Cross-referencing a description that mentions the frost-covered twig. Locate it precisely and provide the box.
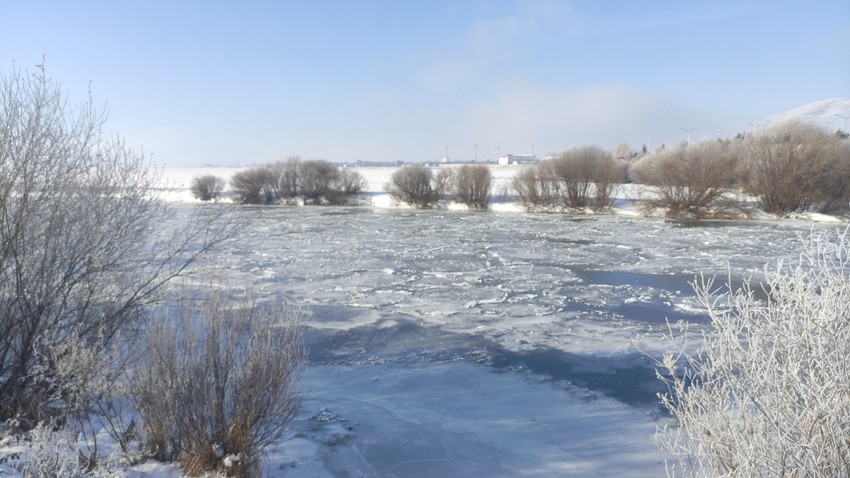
[655,227,850,477]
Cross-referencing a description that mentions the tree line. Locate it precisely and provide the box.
[510,122,850,217]
[194,161,496,210]
[195,120,850,218]
[630,122,850,217]
[193,157,367,205]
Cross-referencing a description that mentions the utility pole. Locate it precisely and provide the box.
[681,127,698,146]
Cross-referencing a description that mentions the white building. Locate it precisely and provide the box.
[498,154,537,166]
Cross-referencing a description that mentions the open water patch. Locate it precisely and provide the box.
[304,318,493,366]
[489,346,664,409]
[615,300,704,324]
[305,317,665,410]
[571,267,696,294]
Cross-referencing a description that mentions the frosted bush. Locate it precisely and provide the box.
[4,423,117,478]
[30,323,141,469]
[656,227,850,476]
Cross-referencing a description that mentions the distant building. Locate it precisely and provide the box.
[498,154,537,166]
[354,159,406,167]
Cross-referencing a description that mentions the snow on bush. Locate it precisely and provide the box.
[656,227,850,476]
[1,423,118,478]
[0,62,227,421]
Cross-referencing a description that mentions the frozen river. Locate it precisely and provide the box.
[183,204,837,476]
[205,206,818,354]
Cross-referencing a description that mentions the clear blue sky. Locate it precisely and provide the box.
[1,1,848,166]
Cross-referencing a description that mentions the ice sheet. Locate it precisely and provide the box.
[190,205,826,356]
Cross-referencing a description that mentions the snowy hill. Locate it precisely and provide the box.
[768,98,850,130]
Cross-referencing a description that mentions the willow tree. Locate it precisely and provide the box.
[0,64,227,418]
[630,140,740,217]
[742,121,850,215]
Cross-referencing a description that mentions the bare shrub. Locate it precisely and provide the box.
[327,168,368,205]
[591,150,626,210]
[511,162,558,210]
[512,149,623,212]
[630,140,740,217]
[295,159,364,205]
[550,145,624,210]
[190,174,226,201]
[0,63,226,420]
[741,120,849,215]
[271,156,301,202]
[232,159,364,206]
[230,167,276,204]
[297,159,337,204]
[453,164,493,209]
[551,146,602,208]
[805,136,850,214]
[294,160,366,205]
[131,291,303,477]
[655,228,850,476]
[385,164,451,208]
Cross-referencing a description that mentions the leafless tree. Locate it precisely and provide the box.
[230,166,276,204]
[327,168,368,205]
[0,63,228,419]
[512,146,623,211]
[131,290,303,478]
[385,164,451,208]
[550,145,623,210]
[233,159,364,206]
[741,120,849,215]
[272,156,301,202]
[511,162,559,210]
[630,140,740,217]
[190,174,226,201]
[297,159,338,205]
[453,164,493,209]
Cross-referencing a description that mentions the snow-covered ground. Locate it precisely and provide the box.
[3,165,844,477]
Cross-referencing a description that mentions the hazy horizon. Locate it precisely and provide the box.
[2,1,848,166]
